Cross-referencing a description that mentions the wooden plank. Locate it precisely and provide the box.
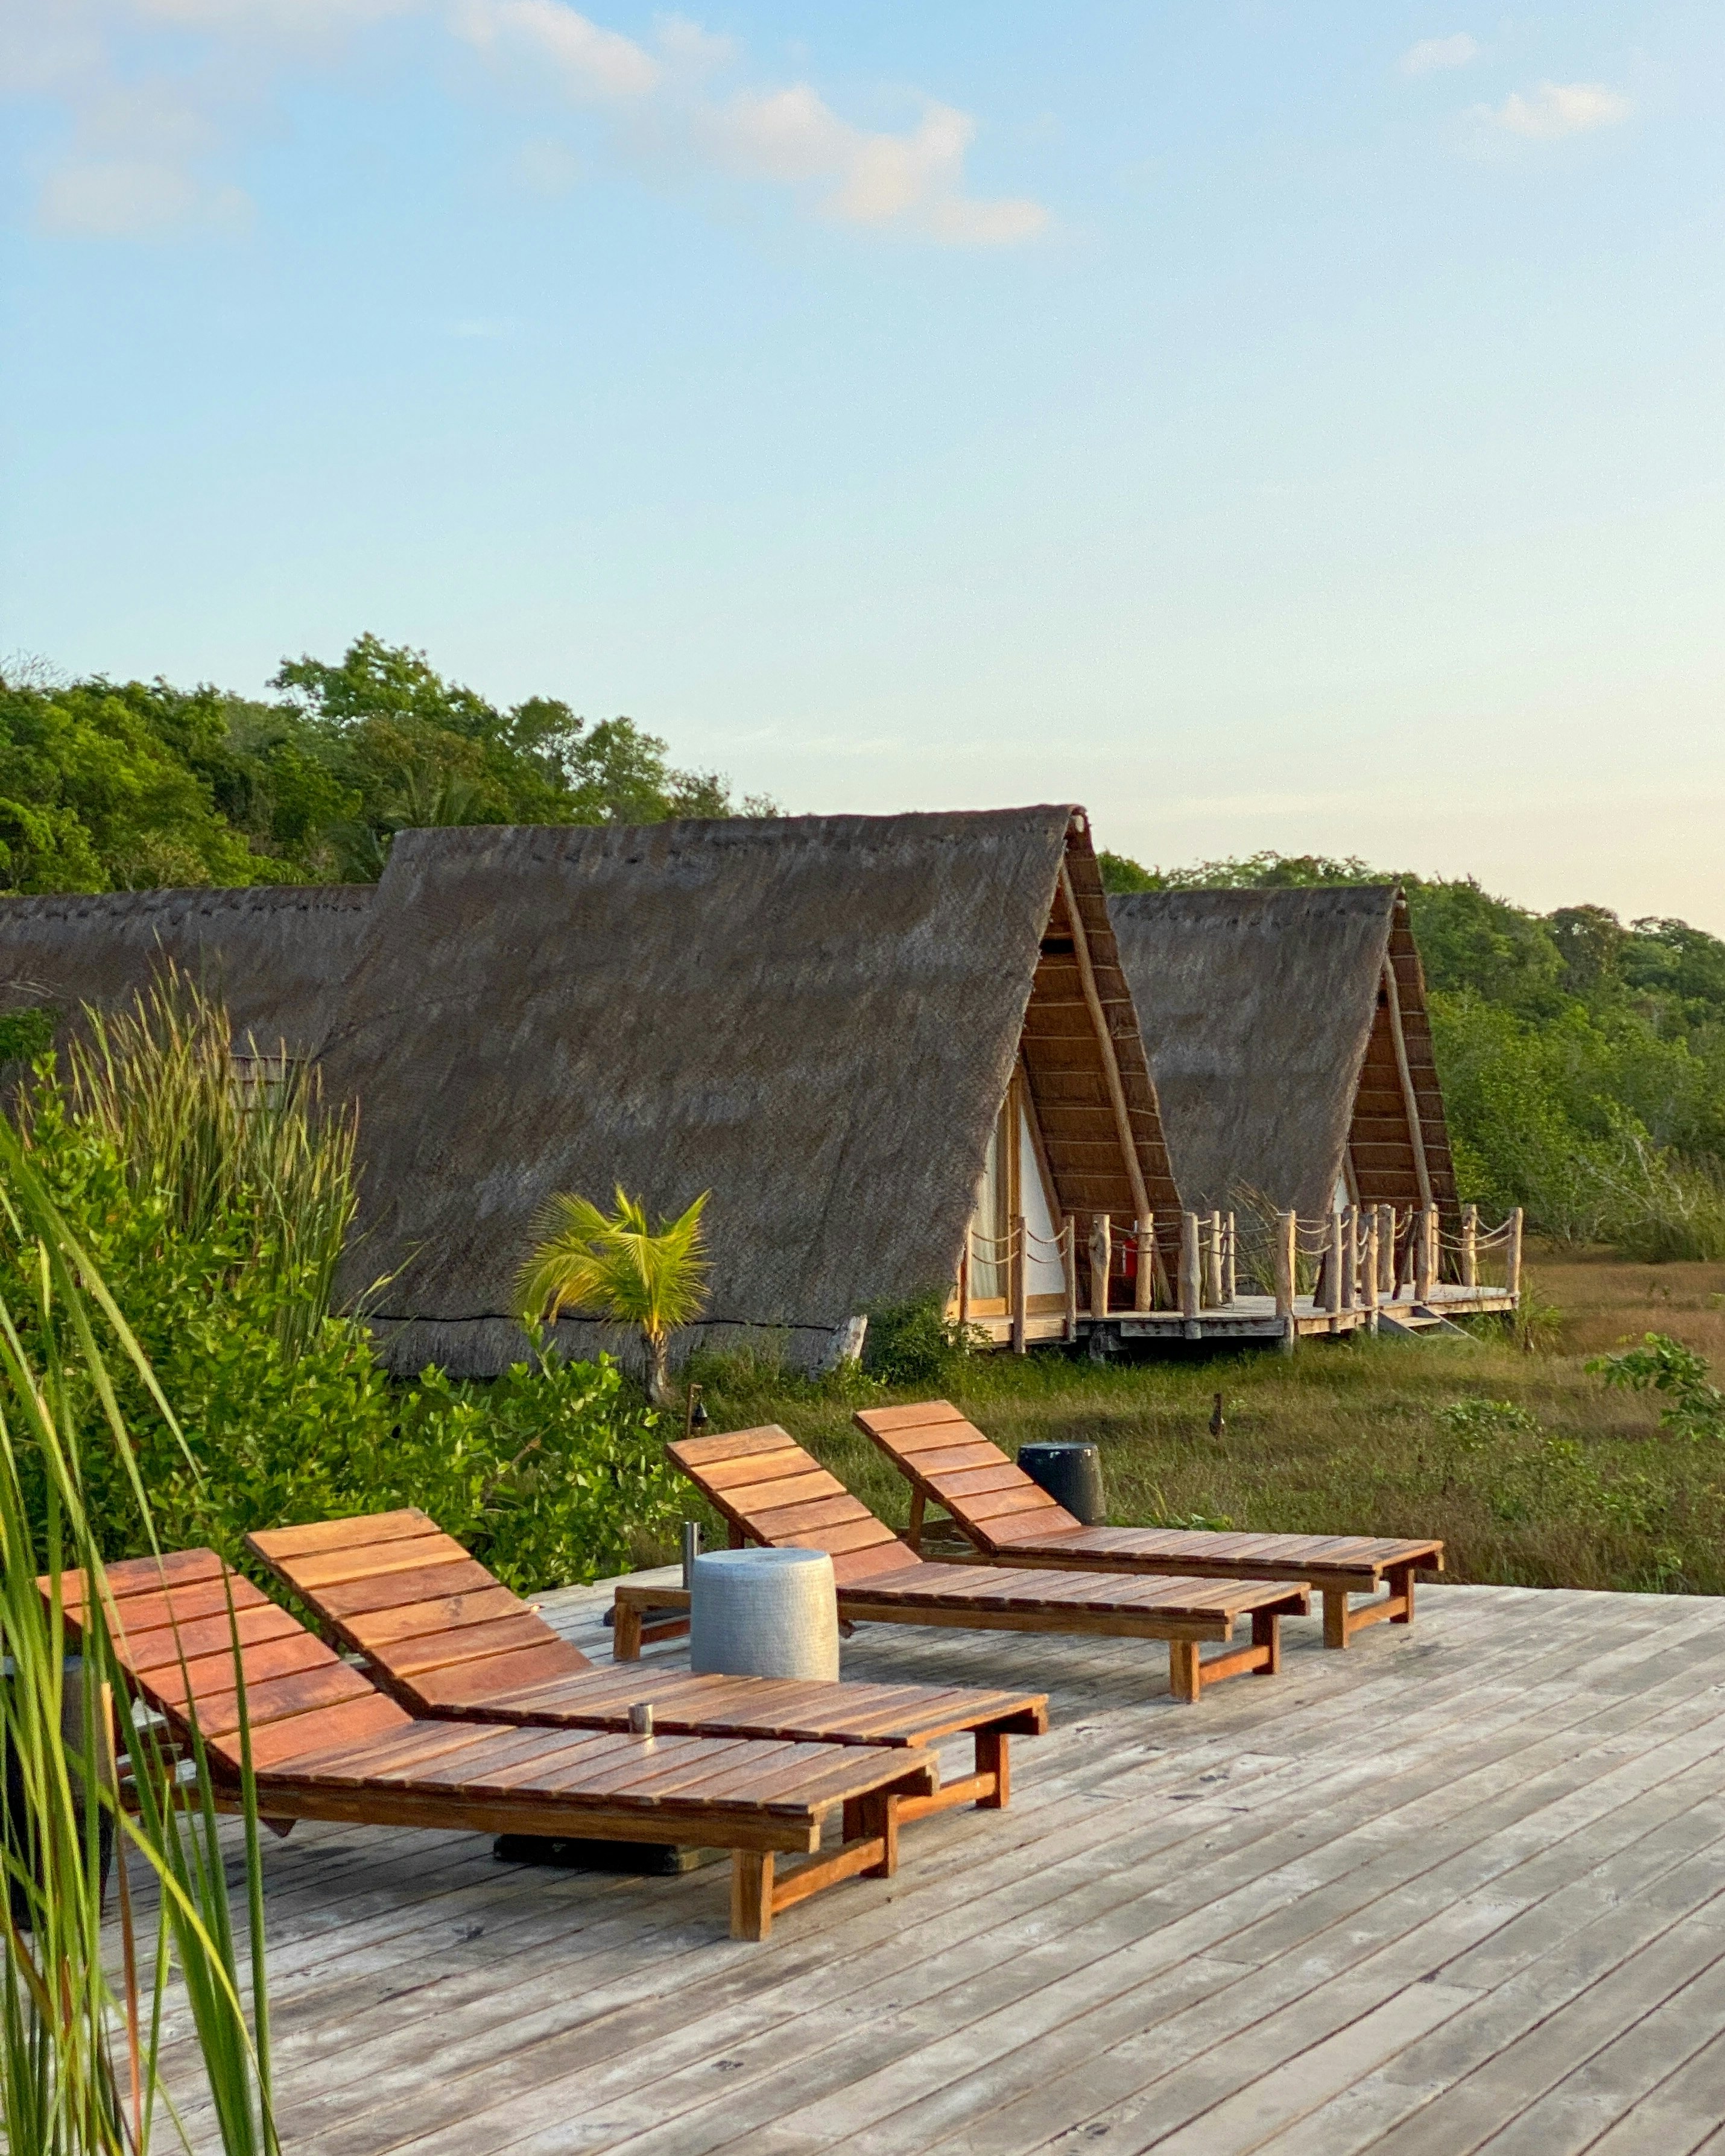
[247,1510,432,1562]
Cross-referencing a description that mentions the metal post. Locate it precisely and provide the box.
[1089,1213,1112,1321]
[680,1521,700,1592]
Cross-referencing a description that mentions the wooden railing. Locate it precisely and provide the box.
[961,1204,1523,1340]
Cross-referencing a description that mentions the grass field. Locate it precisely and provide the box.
[687,1246,1725,1598]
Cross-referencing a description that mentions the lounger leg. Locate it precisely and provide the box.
[730,1851,773,1941]
[613,1600,643,1662]
[1391,1566,1416,1626]
[907,1489,926,1557]
[975,1728,1010,1809]
[1252,1609,1280,1676]
[1170,1640,1201,1704]
[860,1789,899,1879]
[1322,1589,1350,1650]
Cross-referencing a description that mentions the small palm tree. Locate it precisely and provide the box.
[516,1186,711,1402]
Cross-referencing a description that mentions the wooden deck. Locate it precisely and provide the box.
[163,1571,1725,2154]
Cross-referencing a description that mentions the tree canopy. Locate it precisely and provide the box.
[1098,847,1725,1256]
[1,634,774,893]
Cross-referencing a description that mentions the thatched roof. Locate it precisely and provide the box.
[0,885,375,1060]
[324,808,1177,1376]
[1107,885,1458,1221]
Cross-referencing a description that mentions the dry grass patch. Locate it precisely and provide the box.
[688,1245,1725,1599]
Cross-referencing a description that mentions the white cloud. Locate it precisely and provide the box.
[707,83,1048,243]
[452,0,659,101]
[4,0,1049,247]
[1478,80,1631,140]
[1400,33,1478,76]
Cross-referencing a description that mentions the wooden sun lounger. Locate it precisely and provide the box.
[623,1427,1309,1704]
[245,1510,1046,1821]
[53,1549,949,1939]
[856,1400,1446,1649]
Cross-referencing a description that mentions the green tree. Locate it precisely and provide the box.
[516,1188,711,1403]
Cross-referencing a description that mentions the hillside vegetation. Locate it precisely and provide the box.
[1101,849,1725,1261]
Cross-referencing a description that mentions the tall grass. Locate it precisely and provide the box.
[56,971,359,1357]
[0,1112,277,2153]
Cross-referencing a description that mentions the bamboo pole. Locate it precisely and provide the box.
[1342,1206,1358,1312]
[1382,955,1434,1210]
[1010,1213,1028,1355]
[1461,1202,1478,1288]
[1415,1206,1435,1303]
[1179,1212,1201,1320]
[1507,1207,1524,1300]
[1133,1213,1154,1314]
[1274,1212,1296,1326]
[1204,1210,1224,1309]
[1063,1221,1078,1341]
[1089,1213,1112,1322]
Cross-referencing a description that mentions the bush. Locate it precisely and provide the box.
[862,1293,989,1387]
[1588,1333,1725,1444]
[2,983,681,1589]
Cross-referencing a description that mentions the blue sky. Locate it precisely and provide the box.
[4,2,1721,926]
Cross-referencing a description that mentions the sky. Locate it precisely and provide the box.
[3,1,1722,928]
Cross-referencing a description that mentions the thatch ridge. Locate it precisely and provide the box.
[1109,885,1402,1218]
[0,884,375,1058]
[323,807,1156,1374]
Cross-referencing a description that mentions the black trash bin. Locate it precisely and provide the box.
[1017,1441,1107,1525]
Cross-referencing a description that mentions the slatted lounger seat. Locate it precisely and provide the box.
[856,1400,1445,1649]
[622,1427,1309,1704]
[54,1549,950,1940]
[245,1511,1046,1821]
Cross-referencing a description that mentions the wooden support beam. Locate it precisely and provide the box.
[1415,1207,1435,1303]
[1377,1204,1396,1296]
[1204,1210,1224,1309]
[1325,1209,1343,1329]
[1058,861,1150,1218]
[1274,1212,1296,1328]
[1179,1213,1201,1321]
[1507,1207,1524,1300]
[1461,1203,1478,1287]
[1063,1222,1078,1341]
[1223,1212,1237,1305]
[1361,1210,1379,1326]
[1089,1213,1111,1321]
[1133,1213,1154,1314]
[1010,1213,1028,1355]
[1381,955,1433,1211]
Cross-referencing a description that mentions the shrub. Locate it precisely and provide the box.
[862,1293,989,1387]
[1587,1333,1725,1443]
[1,984,680,1590]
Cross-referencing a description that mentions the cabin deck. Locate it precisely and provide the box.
[971,1281,1518,1350]
[166,1571,1725,2154]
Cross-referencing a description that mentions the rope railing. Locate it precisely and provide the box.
[957,1200,1521,1345]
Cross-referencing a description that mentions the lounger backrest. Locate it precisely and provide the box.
[47,1550,411,1776]
[855,1400,1084,1550]
[668,1426,916,1585]
[246,1509,593,1711]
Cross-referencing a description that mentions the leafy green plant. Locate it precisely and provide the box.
[1587,1332,1725,1443]
[516,1188,711,1404]
[0,1007,56,1067]
[861,1294,989,1388]
[0,1113,277,2153]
